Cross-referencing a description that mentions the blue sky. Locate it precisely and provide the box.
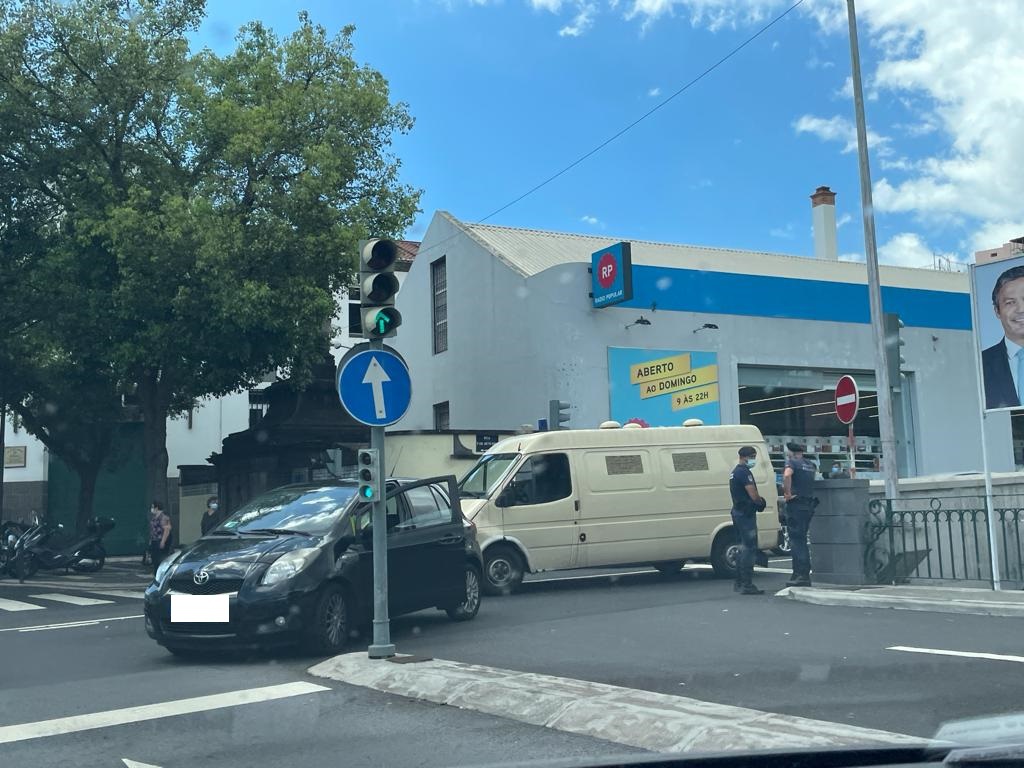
[191,0,1024,269]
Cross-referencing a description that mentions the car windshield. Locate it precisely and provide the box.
[219,486,357,536]
[458,453,520,498]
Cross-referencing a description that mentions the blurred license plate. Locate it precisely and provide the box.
[171,594,229,623]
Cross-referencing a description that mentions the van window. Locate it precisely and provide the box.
[605,455,644,475]
[583,450,654,492]
[459,453,519,498]
[672,452,710,472]
[506,453,571,506]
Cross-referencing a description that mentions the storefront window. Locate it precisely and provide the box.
[738,367,883,484]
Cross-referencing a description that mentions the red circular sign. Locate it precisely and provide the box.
[596,252,617,289]
[834,375,859,424]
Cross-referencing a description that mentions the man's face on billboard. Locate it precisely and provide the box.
[995,277,1024,345]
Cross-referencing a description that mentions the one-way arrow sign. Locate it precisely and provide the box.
[338,347,412,427]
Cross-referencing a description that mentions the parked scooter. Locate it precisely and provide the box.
[10,516,115,582]
[0,516,40,578]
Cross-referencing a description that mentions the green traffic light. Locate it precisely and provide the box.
[360,486,374,500]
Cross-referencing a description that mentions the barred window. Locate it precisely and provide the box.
[431,257,447,354]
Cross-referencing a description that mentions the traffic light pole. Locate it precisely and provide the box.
[367,336,395,659]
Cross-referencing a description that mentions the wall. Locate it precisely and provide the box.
[165,392,250,478]
[392,219,1009,477]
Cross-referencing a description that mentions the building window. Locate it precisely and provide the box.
[433,401,450,431]
[431,257,447,354]
[347,286,362,338]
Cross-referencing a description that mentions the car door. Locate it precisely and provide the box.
[497,452,577,572]
[387,481,465,614]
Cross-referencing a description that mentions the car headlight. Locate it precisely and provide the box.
[261,548,319,586]
[154,550,182,587]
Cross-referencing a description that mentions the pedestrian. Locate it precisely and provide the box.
[783,442,818,587]
[149,501,172,576]
[728,446,766,595]
[201,495,220,536]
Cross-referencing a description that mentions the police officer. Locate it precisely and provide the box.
[783,442,817,586]
[729,446,766,595]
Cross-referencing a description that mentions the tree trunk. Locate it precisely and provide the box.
[75,461,100,534]
[139,372,169,512]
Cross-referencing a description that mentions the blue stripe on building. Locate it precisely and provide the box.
[620,265,972,330]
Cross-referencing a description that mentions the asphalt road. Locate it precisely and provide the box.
[2,561,1023,767]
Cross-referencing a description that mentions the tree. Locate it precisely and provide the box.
[0,0,420,511]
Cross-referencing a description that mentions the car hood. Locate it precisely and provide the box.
[172,534,319,580]
[460,498,488,520]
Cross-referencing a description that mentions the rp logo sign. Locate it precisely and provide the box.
[597,252,617,289]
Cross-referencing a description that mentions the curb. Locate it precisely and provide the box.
[775,587,1024,618]
[308,653,922,754]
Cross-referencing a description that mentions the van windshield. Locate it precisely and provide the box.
[458,453,520,498]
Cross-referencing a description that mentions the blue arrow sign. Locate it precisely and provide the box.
[337,348,412,427]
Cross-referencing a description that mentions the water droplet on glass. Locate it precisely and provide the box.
[656,276,672,291]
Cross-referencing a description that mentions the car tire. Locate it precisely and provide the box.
[710,529,739,579]
[654,560,686,575]
[482,545,524,596]
[72,543,106,572]
[446,563,482,621]
[304,584,350,655]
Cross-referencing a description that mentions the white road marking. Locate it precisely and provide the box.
[122,760,162,768]
[30,593,114,606]
[87,590,145,599]
[526,563,790,584]
[0,682,330,744]
[0,597,44,612]
[888,645,1024,664]
[0,614,143,633]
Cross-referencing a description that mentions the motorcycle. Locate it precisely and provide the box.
[1,517,39,578]
[9,516,115,582]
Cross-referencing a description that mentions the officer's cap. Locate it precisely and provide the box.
[786,442,806,453]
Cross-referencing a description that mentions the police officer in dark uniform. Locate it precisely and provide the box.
[729,446,766,595]
[783,442,817,587]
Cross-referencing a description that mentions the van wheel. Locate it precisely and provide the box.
[711,530,739,579]
[654,561,686,575]
[483,545,524,596]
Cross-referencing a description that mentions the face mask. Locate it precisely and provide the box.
[210,503,218,511]
[746,459,757,468]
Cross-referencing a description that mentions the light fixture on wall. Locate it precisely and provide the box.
[692,323,719,334]
[625,316,652,330]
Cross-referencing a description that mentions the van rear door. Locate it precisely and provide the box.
[497,452,577,572]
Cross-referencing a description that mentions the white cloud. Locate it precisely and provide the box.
[648,86,662,97]
[806,54,835,70]
[836,212,853,228]
[793,114,891,156]
[876,232,957,269]
[581,214,602,226]
[770,223,795,239]
[559,2,597,35]
[771,40,780,50]
[530,0,566,10]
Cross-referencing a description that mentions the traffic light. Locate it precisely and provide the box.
[883,313,906,392]
[357,448,381,501]
[359,238,402,339]
[548,400,571,431]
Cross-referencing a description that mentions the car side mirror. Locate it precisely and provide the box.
[495,484,514,508]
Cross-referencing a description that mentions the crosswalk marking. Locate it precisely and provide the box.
[0,596,46,612]
[87,590,145,600]
[30,593,115,606]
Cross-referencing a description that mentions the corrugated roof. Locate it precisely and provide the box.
[436,211,968,293]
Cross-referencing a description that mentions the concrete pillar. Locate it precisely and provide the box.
[809,477,871,585]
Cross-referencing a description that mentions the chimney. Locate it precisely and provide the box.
[810,186,838,261]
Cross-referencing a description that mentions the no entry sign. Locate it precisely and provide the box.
[835,375,859,424]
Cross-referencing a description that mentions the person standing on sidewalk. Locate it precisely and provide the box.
[149,501,172,576]
[729,446,765,595]
[783,442,818,587]
[200,496,220,536]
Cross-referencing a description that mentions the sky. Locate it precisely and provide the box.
[190,0,1024,270]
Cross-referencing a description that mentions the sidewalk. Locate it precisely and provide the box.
[777,584,1024,618]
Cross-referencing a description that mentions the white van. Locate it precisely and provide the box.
[456,423,778,594]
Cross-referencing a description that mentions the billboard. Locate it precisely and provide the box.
[973,253,1024,411]
[608,347,720,426]
[591,242,633,308]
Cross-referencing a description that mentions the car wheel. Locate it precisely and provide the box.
[304,584,349,655]
[446,564,482,621]
[654,560,686,575]
[482,545,524,596]
[72,543,106,572]
[710,529,739,579]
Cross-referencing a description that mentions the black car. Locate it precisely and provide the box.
[144,475,482,656]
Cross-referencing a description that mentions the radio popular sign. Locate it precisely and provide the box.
[591,242,633,308]
[609,347,720,426]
